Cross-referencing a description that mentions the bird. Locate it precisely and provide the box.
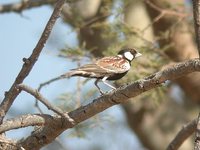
[38,48,142,94]
[63,48,142,94]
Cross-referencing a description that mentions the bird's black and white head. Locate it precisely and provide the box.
[118,48,142,62]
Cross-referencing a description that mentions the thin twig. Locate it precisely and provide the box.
[0,0,80,13]
[35,75,65,110]
[0,0,66,124]
[17,84,65,117]
[81,13,111,28]
[36,70,75,93]
[38,75,66,92]
[0,0,56,13]
[167,119,197,150]
[35,70,75,112]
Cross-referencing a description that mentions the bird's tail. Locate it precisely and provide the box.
[61,70,84,78]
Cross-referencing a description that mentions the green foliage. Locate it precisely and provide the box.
[60,48,84,57]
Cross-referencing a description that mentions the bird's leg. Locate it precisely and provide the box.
[102,77,116,90]
[94,79,105,95]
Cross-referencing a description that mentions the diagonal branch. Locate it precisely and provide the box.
[0,58,199,149]
[0,0,57,13]
[0,114,55,134]
[167,119,197,150]
[17,84,74,124]
[0,0,65,124]
[0,0,80,13]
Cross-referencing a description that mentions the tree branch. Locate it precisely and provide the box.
[0,58,199,149]
[0,0,80,14]
[0,0,57,13]
[193,0,200,57]
[17,84,74,124]
[0,0,65,124]
[167,119,197,150]
[0,114,55,133]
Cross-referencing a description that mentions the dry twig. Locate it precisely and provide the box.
[167,119,197,150]
[17,84,74,124]
[0,0,57,13]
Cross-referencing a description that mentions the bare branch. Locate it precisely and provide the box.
[0,0,65,124]
[0,0,81,13]
[38,75,65,92]
[17,84,75,125]
[167,119,197,150]
[37,71,74,93]
[0,114,53,133]
[35,75,65,112]
[0,58,198,149]
[195,113,200,150]
[192,0,200,57]
[0,0,57,13]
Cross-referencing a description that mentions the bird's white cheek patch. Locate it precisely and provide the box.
[124,52,134,61]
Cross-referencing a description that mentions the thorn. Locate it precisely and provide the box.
[4,91,8,97]
[138,81,144,89]
[22,58,31,65]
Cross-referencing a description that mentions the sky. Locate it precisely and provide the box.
[0,1,142,149]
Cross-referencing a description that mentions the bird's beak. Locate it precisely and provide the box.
[135,52,142,58]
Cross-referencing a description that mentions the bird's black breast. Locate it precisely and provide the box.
[106,71,128,80]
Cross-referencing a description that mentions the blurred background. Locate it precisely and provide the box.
[0,0,199,149]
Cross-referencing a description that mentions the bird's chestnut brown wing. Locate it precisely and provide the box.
[74,64,107,73]
[96,56,130,73]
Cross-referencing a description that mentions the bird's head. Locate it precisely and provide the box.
[118,48,142,61]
